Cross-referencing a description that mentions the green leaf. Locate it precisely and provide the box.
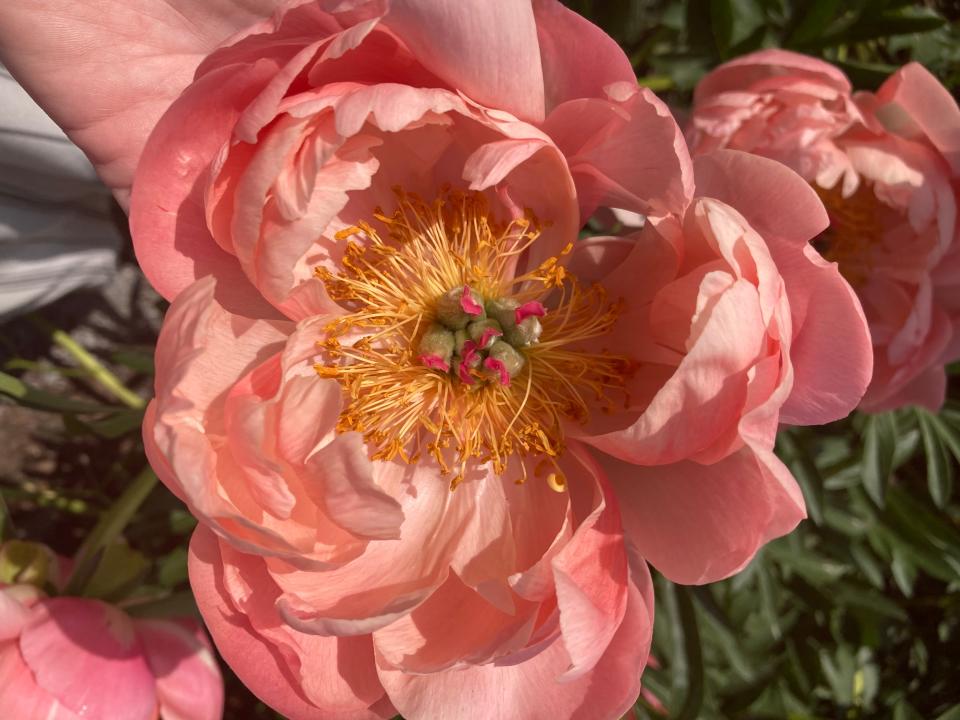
[0,371,117,414]
[124,590,200,620]
[916,410,955,508]
[110,349,155,375]
[710,0,766,55]
[890,546,917,597]
[936,705,960,720]
[158,547,189,588]
[82,542,150,601]
[776,432,825,525]
[835,59,902,91]
[64,468,158,596]
[862,412,898,506]
[894,699,925,720]
[663,582,704,720]
[68,408,146,439]
[786,0,842,47]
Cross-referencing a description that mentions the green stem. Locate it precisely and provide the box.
[64,467,158,596]
[30,317,146,409]
[51,329,146,409]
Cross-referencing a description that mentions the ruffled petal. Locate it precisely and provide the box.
[188,527,392,720]
[607,445,805,585]
[134,619,224,720]
[19,598,157,720]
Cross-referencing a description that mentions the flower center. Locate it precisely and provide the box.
[812,180,883,285]
[314,189,630,490]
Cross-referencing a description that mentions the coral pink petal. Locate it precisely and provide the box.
[533,0,635,111]
[19,598,157,720]
[693,150,872,424]
[606,445,806,585]
[875,62,960,174]
[377,566,653,720]
[0,0,283,206]
[372,573,537,674]
[134,619,224,720]
[545,86,694,219]
[131,60,294,309]
[550,446,628,680]
[694,48,850,104]
[188,527,392,720]
[383,0,545,122]
[0,641,81,720]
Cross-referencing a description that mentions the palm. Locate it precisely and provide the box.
[0,0,282,207]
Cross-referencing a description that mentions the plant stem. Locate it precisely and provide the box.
[63,467,158,595]
[50,328,146,409]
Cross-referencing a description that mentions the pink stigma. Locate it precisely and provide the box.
[460,286,484,316]
[484,357,510,386]
[477,327,503,349]
[515,301,547,324]
[420,354,450,372]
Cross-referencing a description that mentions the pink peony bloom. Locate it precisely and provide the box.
[689,49,960,412]
[0,545,223,720]
[115,3,872,718]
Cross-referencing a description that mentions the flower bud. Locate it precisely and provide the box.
[467,319,503,349]
[436,285,485,329]
[418,324,455,369]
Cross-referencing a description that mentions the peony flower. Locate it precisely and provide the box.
[0,541,223,720]
[116,3,873,717]
[689,49,960,411]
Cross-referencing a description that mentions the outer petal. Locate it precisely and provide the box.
[532,0,635,112]
[874,62,960,175]
[0,0,284,205]
[18,598,157,720]
[130,60,295,307]
[0,640,81,720]
[188,527,391,720]
[692,150,872,424]
[544,84,694,220]
[382,0,545,122]
[376,563,654,720]
[134,619,224,720]
[693,48,851,105]
[606,445,805,585]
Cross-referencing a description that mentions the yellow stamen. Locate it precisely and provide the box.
[813,180,883,286]
[314,188,630,490]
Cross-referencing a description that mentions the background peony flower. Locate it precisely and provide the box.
[109,2,873,718]
[0,542,223,720]
[689,49,960,412]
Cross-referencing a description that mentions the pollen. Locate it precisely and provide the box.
[813,180,883,285]
[314,188,630,491]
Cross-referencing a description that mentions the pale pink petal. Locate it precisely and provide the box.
[693,150,872,424]
[694,48,851,105]
[188,527,392,720]
[550,445,628,680]
[19,598,157,720]
[0,585,40,641]
[0,641,81,720]
[544,85,694,220]
[533,0,635,111]
[372,573,538,673]
[874,62,960,175]
[0,0,285,205]
[134,619,224,720]
[383,0,545,121]
[606,445,806,585]
[301,433,405,540]
[377,565,654,720]
[271,460,482,636]
[130,60,294,308]
[864,363,946,413]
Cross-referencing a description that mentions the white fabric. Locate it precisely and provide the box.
[0,65,121,321]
